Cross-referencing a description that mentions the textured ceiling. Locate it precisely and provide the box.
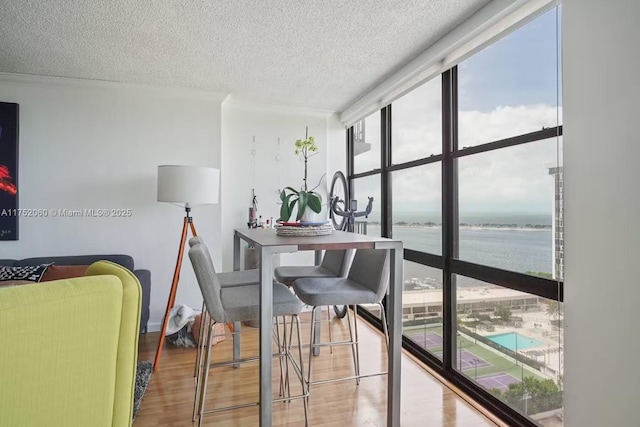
[0,0,490,111]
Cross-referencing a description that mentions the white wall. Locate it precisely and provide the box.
[220,103,345,270]
[0,74,224,332]
[327,113,347,188]
[563,1,640,425]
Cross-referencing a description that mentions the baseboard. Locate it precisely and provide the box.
[146,322,162,333]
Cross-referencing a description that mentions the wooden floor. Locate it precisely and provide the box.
[136,310,502,426]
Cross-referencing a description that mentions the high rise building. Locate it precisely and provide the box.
[549,166,564,280]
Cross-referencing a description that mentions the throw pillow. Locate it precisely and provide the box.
[0,264,51,282]
[41,264,89,282]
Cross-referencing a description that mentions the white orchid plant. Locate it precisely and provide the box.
[279,130,322,222]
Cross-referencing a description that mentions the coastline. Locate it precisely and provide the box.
[367,222,551,231]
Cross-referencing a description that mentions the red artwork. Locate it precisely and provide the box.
[0,165,17,196]
[0,102,19,240]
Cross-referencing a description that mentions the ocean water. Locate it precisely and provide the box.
[366,211,554,286]
[371,211,551,227]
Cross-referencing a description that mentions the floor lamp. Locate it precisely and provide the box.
[153,165,220,371]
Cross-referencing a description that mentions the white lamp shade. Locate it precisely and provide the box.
[157,165,220,207]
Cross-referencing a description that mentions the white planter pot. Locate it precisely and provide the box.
[300,204,328,223]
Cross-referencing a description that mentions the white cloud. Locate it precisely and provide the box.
[353,103,562,214]
[457,105,562,212]
[459,105,560,148]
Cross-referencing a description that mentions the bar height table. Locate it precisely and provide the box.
[233,228,403,427]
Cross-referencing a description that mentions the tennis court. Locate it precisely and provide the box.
[433,349,491,371]
[408,331,443,349]
[476,373,520,392]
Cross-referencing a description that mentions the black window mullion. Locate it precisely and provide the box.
[379,106,392,322]
[388,154,444,171]
[351,169,382,179]
[404,249,442,269]
[381,106,392,238]
[441,68,455,371]
[454,126,563,158]
[346,127,354,198]
[451,259,563,301]
[450,66,460,371]
[451,66,459,259]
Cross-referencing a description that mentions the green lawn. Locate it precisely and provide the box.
[403,325,547,383]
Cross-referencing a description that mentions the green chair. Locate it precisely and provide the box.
[0,260,142,427]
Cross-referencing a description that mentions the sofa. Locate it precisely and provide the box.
[0,254,150,334]
[0,261,141,427]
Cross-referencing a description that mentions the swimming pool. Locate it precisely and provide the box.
[487,332,544,351]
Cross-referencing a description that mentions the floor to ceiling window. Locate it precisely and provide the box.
[348,7,563,427]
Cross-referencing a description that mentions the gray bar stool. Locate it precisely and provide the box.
[190,236,261,288]
[189,237,283,370]
[274,249,352,286]
[275,250,353,352]
[189,236,261,378]
[292,248,390,390]
[188,238,309,427]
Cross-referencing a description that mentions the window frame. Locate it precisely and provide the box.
[347,63,563,427]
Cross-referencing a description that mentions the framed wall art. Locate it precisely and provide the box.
[0,102,18,240]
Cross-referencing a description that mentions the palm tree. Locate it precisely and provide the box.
[545,300,561,322]
[495,306,512,323]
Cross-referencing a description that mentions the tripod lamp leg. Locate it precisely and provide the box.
[153,217,190,370]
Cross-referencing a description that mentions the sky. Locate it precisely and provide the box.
[353,7,563,219]
[458,7,562,112]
